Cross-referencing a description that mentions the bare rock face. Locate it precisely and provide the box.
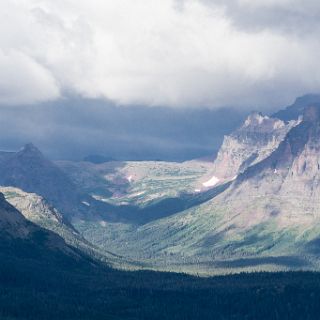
[222,105,320,230]
[203,112,299,185]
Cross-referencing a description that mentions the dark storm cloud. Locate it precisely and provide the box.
[0,97,246,161]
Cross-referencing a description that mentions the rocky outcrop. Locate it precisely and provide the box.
[200,112,299,188]
[222,105,320,229]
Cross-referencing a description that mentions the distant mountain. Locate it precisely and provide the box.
[272,94,320,121]
[0,143,89,218]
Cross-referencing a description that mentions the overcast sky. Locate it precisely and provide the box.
[0,98,247,160]
[1,0,320,110]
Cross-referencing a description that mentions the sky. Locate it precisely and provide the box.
[0,97,246,161]
[0,1,319,160]
[1,0,320,109]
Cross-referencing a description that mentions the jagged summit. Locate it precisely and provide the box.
[20,143,41,153]
[243,112,268,126]
[16,143,45,161]
[199,113,297,186]
[227,103,320,215]
[242,111,286,133]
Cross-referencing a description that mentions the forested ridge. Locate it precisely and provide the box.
[1,248,320,320]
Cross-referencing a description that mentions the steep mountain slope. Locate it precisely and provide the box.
[0,143,96,218]
[0,191,85,262]
[221,105,320,234]
[196,112,298,190]
[0,186,135,269]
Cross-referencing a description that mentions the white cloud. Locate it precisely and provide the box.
[1,0,320,109]
[0,49,59,105]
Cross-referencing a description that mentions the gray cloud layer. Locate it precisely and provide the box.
[1,0,320,109]
[0,97,246,161]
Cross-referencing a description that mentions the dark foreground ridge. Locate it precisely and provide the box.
[0,191,319,320]
[2,257,320,320]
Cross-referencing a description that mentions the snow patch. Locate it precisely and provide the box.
[194,189,201,193]
[100,221,107,227]
[82,201,90,207]
[202,176,220,188]
[127,175,133,183]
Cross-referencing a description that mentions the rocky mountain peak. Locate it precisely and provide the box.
[243,112,267,126]
[18,143,43,158]
[241,112,285,133]
[201,113,296,186]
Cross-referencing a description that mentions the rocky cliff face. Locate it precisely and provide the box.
[227,105,320,221]
[203,105,320,250]
[200,113,298,187]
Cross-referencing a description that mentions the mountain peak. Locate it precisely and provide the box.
[18,143,43,158]
[21,143,39,152]
[243,112,268,127]
[240,112,285,134]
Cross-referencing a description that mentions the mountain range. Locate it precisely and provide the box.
[2,94,320,275]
